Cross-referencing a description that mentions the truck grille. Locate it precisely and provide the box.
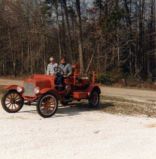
[23,82,35,97]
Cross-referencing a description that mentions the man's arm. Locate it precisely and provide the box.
[67,64,72,77]
[55,63,58,67]
[46,64,50,75]
[53,63,58,75]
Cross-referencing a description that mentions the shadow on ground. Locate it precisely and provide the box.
[3,99,156,118]
[55,102,114,118]
[18,101,114,118]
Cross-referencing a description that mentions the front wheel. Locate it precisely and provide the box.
[1,90,24,113]
[88,90,100,108]
[37,93,58,118]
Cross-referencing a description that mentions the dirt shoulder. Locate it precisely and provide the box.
[101,96,156,117]
[100,87,156,117]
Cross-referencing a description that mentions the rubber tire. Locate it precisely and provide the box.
[1,90,24,113]
[88,90,100,108]
[37,93,58,118]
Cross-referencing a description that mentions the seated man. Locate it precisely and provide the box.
[58,56,72,98]
[59,56,72,77]
[46,57,58,75]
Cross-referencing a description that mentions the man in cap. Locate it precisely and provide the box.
[46,57,58,75]
[59,56,72,77]
[59,56,72,100]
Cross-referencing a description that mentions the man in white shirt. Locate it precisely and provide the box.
[46,57,58,75]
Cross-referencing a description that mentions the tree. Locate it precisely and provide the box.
[75,0,84,74]
[0,0,155,82]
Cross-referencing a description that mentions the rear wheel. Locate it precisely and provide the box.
[88,90,100,108]
[1,90,24,113]
[37,93,58,118]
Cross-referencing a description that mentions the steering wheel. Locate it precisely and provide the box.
[54,66,64,75]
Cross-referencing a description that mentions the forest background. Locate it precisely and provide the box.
[0,0,156,86]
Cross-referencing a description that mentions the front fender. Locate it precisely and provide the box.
[39,88,59,98]
[4,85,18,91]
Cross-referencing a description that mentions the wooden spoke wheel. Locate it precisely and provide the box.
[37,93,58,118]
[1,90,24,113]
[88,90,100,108]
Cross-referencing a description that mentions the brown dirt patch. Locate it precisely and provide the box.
[101,96,156,117]
[146,124,156,128]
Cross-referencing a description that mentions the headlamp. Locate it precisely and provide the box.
[17,86,23,93]
[34,87,40,94]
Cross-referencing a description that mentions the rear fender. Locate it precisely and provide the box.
[87,85,101,96]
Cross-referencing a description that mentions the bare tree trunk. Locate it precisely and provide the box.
[62,0,73,61]
[43,35,47,73]
[55,2,62,60]
[76,0,84,74]
[8,28,16,76]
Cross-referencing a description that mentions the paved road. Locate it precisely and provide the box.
[101,86,156,104]
[0,104,156,159]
